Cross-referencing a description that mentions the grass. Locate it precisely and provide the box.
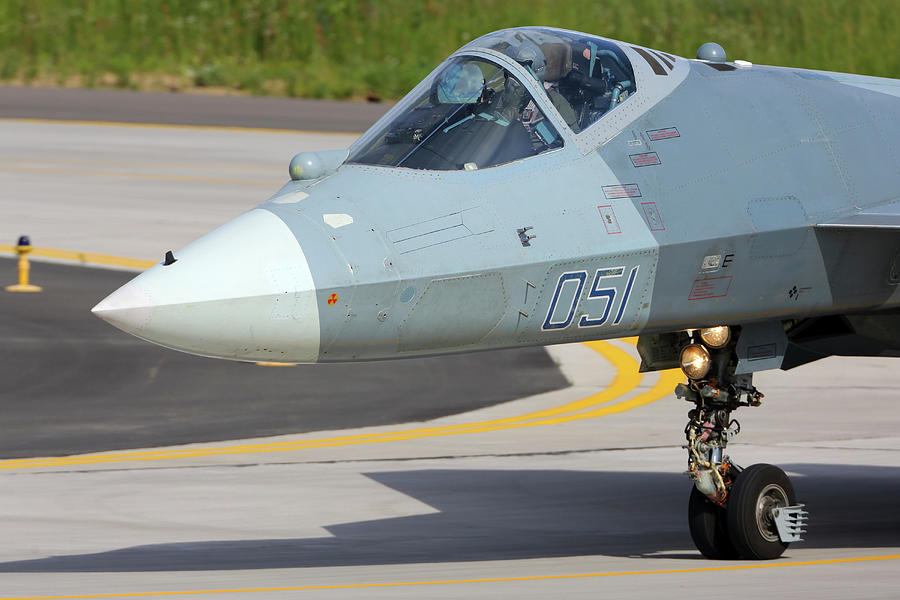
[0,0,898,100]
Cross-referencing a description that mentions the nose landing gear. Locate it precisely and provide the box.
[675,330,808,560]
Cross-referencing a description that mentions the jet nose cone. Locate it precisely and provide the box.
[91,282,155,333]
[93,209,321,363]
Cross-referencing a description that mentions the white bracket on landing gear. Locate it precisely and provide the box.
[772,504,808,542]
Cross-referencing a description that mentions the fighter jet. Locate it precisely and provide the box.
[92,27,900,561]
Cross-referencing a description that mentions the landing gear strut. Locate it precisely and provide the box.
[674,329,808,560]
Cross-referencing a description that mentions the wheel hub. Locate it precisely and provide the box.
[755,483,788,542]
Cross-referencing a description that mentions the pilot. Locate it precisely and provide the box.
[507,40,578,130]
[508,40,546,81]
[495,69,531,123]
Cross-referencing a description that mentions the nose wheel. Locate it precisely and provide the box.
[688,484,739,559]
[673,328,807,559]
[727,463,798,559]
[689,463,803,559]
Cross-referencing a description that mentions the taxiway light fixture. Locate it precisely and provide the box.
[680,344,712,380]
[700,326,731,349]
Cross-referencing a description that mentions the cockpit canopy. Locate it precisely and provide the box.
[347,27,636,172]
[348,55,563,171]
[466,28,636,134]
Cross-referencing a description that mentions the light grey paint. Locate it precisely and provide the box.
[97,26,900,370]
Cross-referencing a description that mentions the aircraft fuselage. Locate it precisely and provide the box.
[93,29,900,365]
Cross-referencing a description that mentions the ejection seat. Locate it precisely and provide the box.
[539,42,579,130]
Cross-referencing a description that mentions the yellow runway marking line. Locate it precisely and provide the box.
[0,341,678,469]
[254,361,297,367]
[0,244,155,270]
[0,164,277,186]
[1,555,897,599]
[0,117,362,137]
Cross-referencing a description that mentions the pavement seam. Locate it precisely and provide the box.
[7,445,686,476]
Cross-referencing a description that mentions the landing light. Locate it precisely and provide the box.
[680,344,711,380]
[700,326,731,349]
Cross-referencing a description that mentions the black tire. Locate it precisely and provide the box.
[727,463,796,560]
[688,485,740,559]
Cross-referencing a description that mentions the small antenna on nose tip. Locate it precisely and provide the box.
[163,250,177,266]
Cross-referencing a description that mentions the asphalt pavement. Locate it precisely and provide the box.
[0,257,567,458]
[0,84,391,132]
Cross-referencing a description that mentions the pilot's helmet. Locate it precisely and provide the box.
[509,40,546,82]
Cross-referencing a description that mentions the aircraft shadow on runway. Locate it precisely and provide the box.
[0,259,567,458]
[1,463,898,572]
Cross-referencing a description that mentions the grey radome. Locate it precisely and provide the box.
[696,42,726,62]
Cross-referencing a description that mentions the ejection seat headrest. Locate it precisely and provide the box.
[540,43,573,82]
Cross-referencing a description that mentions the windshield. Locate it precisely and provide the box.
[347,56,563,171]
[465,28,637,134]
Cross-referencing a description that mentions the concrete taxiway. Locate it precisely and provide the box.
[0,117,358,260]
[1,343,898,599]
[0,97,898,599]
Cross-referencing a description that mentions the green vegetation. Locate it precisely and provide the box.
[0,0,898,100]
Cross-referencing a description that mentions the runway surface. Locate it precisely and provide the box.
[0,85,392,132]
[1,344,898,599]
[0,117,358,259]
[1,91,899,599]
